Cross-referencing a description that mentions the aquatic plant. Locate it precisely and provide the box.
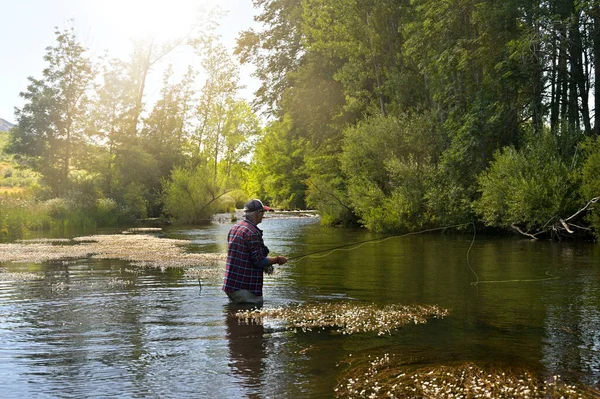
[183,267,225,279]
[335,355,599,398]
[122,227,163,233]
[235,302,449,336]
[0,233,225,271]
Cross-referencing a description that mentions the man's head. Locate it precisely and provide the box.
[243,199,272,223]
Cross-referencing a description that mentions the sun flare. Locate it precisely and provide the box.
[102,0,218,43]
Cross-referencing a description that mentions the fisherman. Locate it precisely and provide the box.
[222,199,288,304]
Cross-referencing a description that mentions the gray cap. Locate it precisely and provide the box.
[243,199,272,212]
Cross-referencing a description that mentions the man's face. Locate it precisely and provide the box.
[256,210,265,224]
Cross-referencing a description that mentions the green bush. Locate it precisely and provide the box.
[0,194,52,240]
[304,151,357,226]
[123,182,148,219]
[474,131,579,231]
[162,165,222,224]
[44,197,70,220]
[65,177,100,212]
[218,189,248,212]
[339,112,442,232]
[579,136,600,235]
[93,198,131,226]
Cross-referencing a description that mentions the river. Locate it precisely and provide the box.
[0,215,599,398]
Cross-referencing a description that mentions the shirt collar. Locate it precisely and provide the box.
[243,217,262,232]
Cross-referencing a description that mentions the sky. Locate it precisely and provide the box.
[0,0,260,124]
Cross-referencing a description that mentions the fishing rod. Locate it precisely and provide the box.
[287,223,474,262]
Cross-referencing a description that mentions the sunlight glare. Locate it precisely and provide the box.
[104,0,217,42]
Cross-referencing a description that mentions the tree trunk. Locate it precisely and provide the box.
[593,6,600,135]
[532,19,543,135]
[570,11,591,134]
[550,31,559,133]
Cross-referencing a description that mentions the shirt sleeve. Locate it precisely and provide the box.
[257,257,269,269]
[248,231,268,268]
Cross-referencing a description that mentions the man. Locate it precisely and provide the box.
[223,199,288,304]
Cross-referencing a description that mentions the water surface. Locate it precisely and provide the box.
[1,216,599,397]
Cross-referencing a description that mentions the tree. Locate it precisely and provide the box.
[220,99,261,188]
[87,57,138,196]
[302,0,422,116]
[235,0,306,114]
[7,26,93,197]
[190,22,240,182]
[162,164,223,223]
[141,65,194,184]
[247,115,307,208]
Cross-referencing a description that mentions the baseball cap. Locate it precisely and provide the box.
[243,199,272,212]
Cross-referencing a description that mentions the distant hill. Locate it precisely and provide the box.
[0,118,14,132]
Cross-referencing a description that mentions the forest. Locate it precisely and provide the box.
[2,0,600,240]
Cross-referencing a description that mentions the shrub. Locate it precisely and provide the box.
[123,182,148,219]
[162,165,222,224]
[340,112,442,232]
[0,194,52,240]
[94,198,131,226]
[579,136,600,235]
[474,131,579,231]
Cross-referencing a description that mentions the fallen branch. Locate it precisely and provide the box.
[511,224,538,239]
[565,196,599,222]
[512,196,599,240]
[559,218,574,233]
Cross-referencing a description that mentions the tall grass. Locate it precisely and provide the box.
[0,194,132,241]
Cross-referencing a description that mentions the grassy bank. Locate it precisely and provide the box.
[0,194,133,241]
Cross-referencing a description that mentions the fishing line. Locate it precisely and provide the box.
[467,223,559,286]
[287,222,558,286]
[471,271,559,285]
[288,223,475,263]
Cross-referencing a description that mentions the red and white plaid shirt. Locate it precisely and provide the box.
[222,219,269,296]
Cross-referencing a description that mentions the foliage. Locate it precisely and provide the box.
[6,2,600,237]
[7,26,93,197]
[161,165,225,224]
[0,194,50,240]
[474,130,579,231]
[340,112,442,232]
[303,0,423,116]
[304,150,355,226]
[247,115,307,209]
[3,15,263,229]
[235,0,305,113]
[578,136,600,233]
[0,193,131,241]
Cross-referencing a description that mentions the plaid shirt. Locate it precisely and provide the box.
[222,219,269,296]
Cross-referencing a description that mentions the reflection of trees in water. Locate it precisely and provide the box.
[225,303,266,398]
[543,303,600,387]
[542,252,600,387]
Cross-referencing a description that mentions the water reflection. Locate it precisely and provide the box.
[225,303,266,398]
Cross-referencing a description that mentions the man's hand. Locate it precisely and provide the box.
[275,256,288,265]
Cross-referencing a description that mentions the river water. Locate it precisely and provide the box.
[0,215,599,398]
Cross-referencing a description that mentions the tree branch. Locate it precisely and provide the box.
[511,224,539,239]
[307,178,353,212]
[197,189,234,214]
[565,196,600,222]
